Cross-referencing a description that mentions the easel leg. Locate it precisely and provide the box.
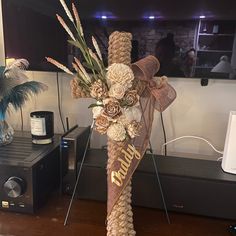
[149,142,171,224]
[139,101,171,224]
[64,121,95,226]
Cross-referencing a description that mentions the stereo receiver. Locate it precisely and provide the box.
[0,132,60,213]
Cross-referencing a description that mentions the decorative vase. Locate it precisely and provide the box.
[0,119,14,146]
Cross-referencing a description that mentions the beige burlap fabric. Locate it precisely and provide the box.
[108,31,132,67]
[106,31,135,236]
[107,139,135,236]
[70,77,91,98]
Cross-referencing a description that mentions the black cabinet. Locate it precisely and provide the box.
[77,149,236,220]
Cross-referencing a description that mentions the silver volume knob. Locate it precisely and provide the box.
[3,177,26,198]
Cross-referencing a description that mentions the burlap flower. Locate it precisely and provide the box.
[122,107,142,123]
[95,115,110,134]
[92,106,103,119]
[108,84,126,100]
[90,79,108,99]
[107,63,134,87]
[123,90,139,106]
[70,78,91,98]
[153,76,168,88]
[127,120,141,138]
[103,98,122,119]
[107,123,126,142]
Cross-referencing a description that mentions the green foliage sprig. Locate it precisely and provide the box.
[46,0,106,94]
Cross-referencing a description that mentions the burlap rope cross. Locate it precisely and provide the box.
[106,31,136,236]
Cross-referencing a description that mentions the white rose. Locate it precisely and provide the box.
[108,84,126,100]
[92,106,103,119]
[107,123,126,142]
[127,120,141,138]
[132,107,142,122]
[107,63,134,86]
[96,101,103,105]
[123,107,142,123]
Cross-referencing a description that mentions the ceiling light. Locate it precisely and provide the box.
[148,16,155,20]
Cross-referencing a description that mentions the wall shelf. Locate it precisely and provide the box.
[199,33,234,36]
[197,50,232,53]
[195,66,214,69]
[194,20,236,78]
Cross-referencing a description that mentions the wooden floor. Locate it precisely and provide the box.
[0,194,234,236]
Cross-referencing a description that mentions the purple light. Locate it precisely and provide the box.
[148,16,155,20]
[94,11,117,20]
[199,15,206,19]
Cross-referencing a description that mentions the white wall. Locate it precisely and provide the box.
[7,71,108,150]
[6,72,236,160]
[158,77,236,159]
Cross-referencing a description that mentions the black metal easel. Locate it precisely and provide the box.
[62,117,170,226]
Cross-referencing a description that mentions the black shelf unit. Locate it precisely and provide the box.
[194,20,236,78]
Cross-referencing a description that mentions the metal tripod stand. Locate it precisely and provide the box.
[62,118,170,226]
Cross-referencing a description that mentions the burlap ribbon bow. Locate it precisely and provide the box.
[132,55,177,112]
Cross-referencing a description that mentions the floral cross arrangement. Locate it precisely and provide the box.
[46,2,142,142]
[92,64,142,141]
[46,1,176,235]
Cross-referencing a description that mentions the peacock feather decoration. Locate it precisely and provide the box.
[0,59,47,145]
[0,59,47,120]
